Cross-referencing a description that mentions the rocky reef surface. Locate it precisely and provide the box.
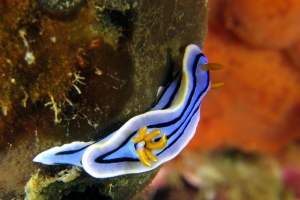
[0,0,208,199]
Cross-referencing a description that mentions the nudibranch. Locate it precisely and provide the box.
[33,44,223,178]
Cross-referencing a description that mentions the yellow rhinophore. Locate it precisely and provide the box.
[201,63,224,71]
[202,63,224,89]
[210,81,225,89]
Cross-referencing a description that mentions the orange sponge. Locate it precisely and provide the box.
[223,0,300,48]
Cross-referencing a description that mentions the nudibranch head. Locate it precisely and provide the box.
[132,126,167,167]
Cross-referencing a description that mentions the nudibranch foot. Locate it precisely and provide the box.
[132,126,167,167]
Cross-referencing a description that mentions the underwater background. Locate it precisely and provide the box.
[0,0,300,199]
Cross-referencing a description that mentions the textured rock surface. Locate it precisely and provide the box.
[0,0,208,199]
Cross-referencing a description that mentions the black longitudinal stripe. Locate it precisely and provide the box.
[55,67,181,157]
[97,91,203,164]
[157,107,199,156]
[94,54,201,163]
[94,63,195,163]
[94,95,199,164]
[95,72,181,163]
[158,88,203,141]
[54,53,205,160]
[96,99,200,164]
[163,70,209,141]
[57,79,198,158]
[156,70,210,155]
[153,78,205,143]
[106,66,209,163]
[151,69,209,144]
[160,73,182,110]
[155,71,182,108]
[99,157,139,163]
[94,131,137,163]
[54,72,180,156]
[95,101,201,164]
[99,71,209,164]
[94,54,208,164]
[148,53,203,129]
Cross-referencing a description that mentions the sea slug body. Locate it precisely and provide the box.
[33,44,221,178]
